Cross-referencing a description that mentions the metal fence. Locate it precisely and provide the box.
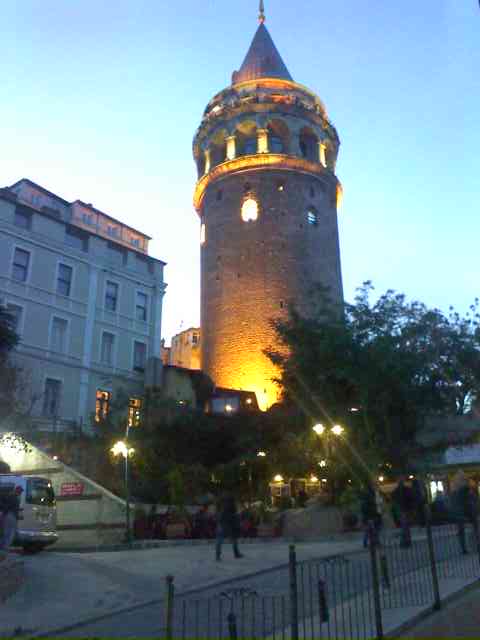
[162,520,480,640]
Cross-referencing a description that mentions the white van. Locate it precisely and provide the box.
[0,475,58,552]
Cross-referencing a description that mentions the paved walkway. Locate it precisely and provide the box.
[0,539,365,638]
[399,584,480,638]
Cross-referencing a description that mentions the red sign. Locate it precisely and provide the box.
[60,482,84,497]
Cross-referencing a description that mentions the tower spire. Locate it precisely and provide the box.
[259,0,265,24]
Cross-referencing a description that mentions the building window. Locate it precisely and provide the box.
[107,241,127,266]
[6,304,23,334]
[105,281,118,312]
[307,209,318,226]
[65,225,88,252]
[241,198,259,222]
[243,139,257,155]
[216,189,223,201]
[128,397,142,428]
[82,213,94,226]
[100,332,115,366]
[135,292,148,322]
[14,207,32,230]
[200,223,206,245]
[107,225,119,238]
[51,317,68,353]
[133,341,147,372]
[57,264,73,297]
[192,333,199,345]
[270,136,284,153]
[42,379,62,417]
[95,389,111,422]
[12,248,30,283]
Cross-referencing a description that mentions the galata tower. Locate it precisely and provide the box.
[193,3,343,410]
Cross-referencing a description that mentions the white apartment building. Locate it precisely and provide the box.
[0,179,166,434]
[169,327,201,370]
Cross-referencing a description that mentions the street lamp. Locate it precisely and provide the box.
[111,439,135,543]
[312,423,346,503]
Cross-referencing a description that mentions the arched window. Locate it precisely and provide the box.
[306,208,318,226]
[241,198,259,222]
[299,128,319,163]
[243,138,257,155]
[269,136,284,153]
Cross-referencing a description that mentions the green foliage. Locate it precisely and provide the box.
[266,282,480,476]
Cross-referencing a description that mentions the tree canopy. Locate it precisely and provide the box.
[267,283,480,473]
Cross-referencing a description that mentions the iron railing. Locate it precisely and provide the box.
[161,519,480,640]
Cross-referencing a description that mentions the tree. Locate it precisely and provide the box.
[267,283,480,475]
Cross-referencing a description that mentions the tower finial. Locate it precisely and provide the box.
[259,0,265,23]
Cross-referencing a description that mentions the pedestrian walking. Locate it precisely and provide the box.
[215,491,243,561]
[360,482,382,548]
[450,471,478,554]
[0,484,22,554]
[392,477,413,548]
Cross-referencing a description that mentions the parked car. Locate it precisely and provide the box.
[0,474,58,552]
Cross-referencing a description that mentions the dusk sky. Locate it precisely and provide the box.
[2,1,478,342]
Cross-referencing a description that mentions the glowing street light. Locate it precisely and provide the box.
[273,474,284,483]
[331,425,344,437]
[313,423,325,436]
[319,459,327,468]
[257,451,267,457]
[111,439,135,543]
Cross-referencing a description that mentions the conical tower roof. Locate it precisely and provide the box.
[232,22,293,85]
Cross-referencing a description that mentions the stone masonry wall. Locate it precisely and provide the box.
[201,168,343,409]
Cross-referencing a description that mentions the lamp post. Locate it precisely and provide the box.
[111,435,135,544]
[312,423,345,503]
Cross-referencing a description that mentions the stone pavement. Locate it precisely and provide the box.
[398,583,480,638]
[0,538,365,638]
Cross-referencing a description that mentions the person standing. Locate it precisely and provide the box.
[360,482,382,548]
[392,478,413,548]
[215,491,243,561]
[450,471,477,554]
[0,485,22,554]
[412,477,427,527]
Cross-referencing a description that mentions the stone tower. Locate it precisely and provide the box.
[193,6,343,410]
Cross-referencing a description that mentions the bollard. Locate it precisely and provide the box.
[227,611,238,640]
[288,545,299,640]
[318,578,329,623]
[165,574,175,640]
[425,508,441,611]
[368,522,384,640]
[380,554,390,590]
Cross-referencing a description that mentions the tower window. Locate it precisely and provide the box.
[216,189,223,201]
[310,186,315,198]
[241,198,259,222]
[307,209,318,226]
[244,183,251,193]
[270,136,284,153]
[200,222,206,245]
[243,139,257,155]
[277,181,285,192]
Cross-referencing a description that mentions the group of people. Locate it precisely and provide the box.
[360,471,479,553]
[0,484,23,556]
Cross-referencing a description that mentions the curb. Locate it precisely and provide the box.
[387,578,480,638]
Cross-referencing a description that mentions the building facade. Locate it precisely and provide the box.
[0,179,166,434]
[169,327,201,370]
[193,8,343,410]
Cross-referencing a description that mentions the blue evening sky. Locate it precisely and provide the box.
[1,1,478,341]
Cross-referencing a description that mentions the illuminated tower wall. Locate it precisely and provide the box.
[193,17,343,410]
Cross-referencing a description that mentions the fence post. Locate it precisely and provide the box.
[318,578,329,623]
[425,507,441,611]
[165,574,175,640]
[368,523,384,640]
[227,610,238,640]
[288,544,299,640]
